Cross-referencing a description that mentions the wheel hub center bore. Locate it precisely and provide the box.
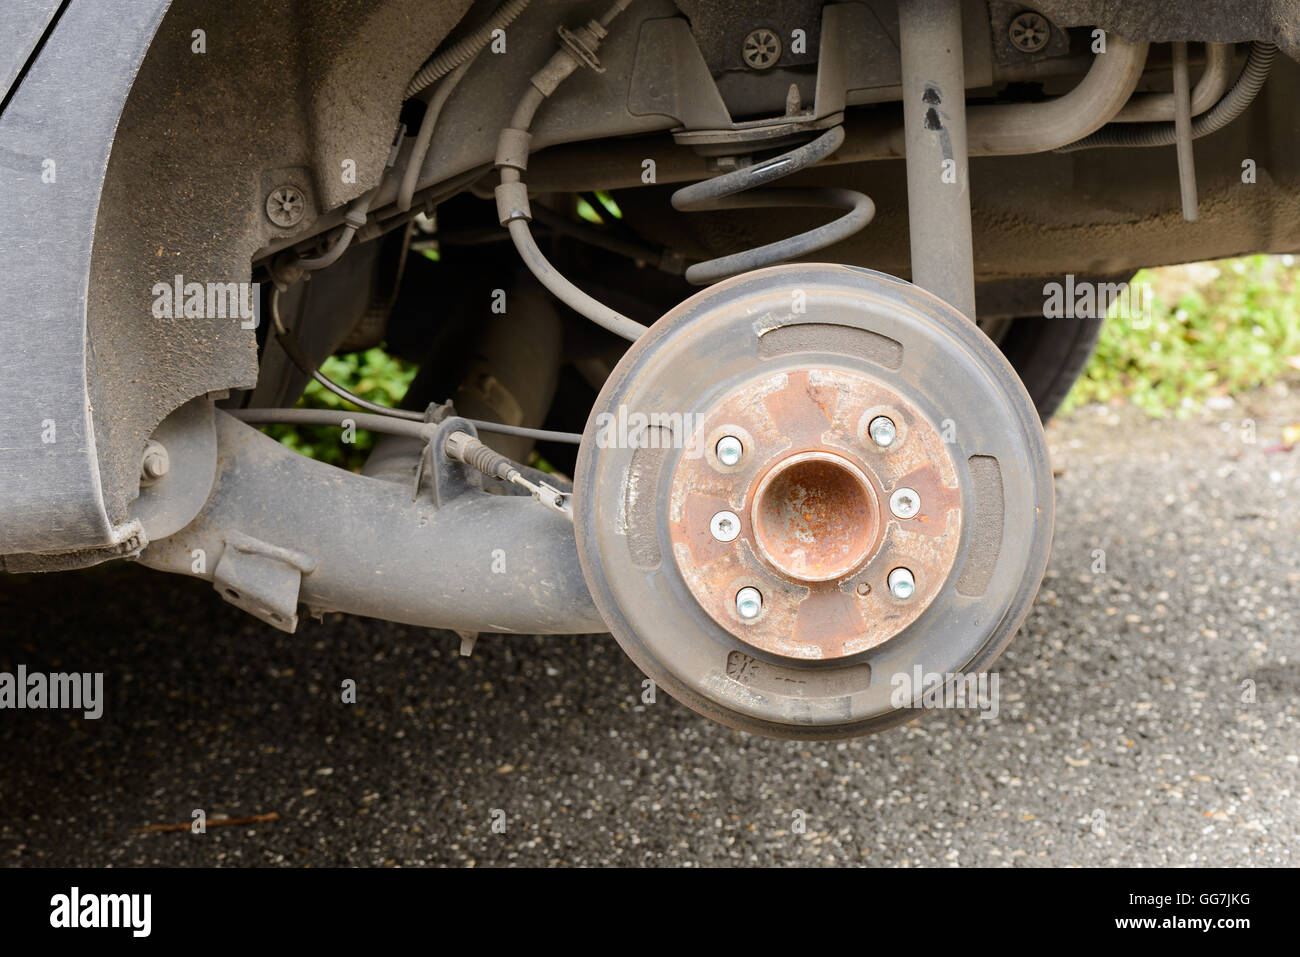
[750,450,879,583]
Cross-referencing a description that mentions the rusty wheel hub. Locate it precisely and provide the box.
[574,264,1054,739]
[668,367,961,660]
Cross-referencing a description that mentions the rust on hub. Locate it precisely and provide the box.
[751,451,879,582]
[668,367,962,660]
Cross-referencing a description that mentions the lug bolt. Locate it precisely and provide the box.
[716,435,744,467]
[710,510,741,543]
[735,586,763,619]
[868,416,897,448]
[889,486,920,519]
[888,568,916,600]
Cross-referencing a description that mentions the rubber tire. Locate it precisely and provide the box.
[996,316,1104,422]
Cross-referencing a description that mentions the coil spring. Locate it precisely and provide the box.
[670,125,875,285]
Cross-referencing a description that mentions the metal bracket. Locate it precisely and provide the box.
[413,414,480,508]
[213,531,318,632]
[131,396,218,541]
[531,480,574,520]
[629,5,896,152]
[456,630,478,657]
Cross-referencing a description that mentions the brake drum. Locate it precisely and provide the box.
[574,264,1053,739]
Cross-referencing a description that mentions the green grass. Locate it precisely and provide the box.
[1060,254,1300,416]
[264,347,417,470]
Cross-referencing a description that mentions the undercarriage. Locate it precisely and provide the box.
[1,0,1296,738]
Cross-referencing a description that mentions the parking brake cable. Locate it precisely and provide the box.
[229,406,575,518]
[397,0,535,212]
[255,2,645,452]
[258,10,589,446]
[443,430,572,519]
[272,126,407,285]
[261,286,582,443]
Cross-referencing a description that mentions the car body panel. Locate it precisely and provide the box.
[0,0,170,556]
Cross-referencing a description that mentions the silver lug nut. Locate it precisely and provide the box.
[868,416,897,448]
[710,510,741,543]
[889,486,920,519]
[888,568,916,600]
[735,586,763,619]
[716,435,744,467]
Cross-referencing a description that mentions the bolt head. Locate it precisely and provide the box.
[716,435,744,467]
[889,486,921,519]
[735,586,763,619]
[710,510,741,543]
[140,441,170,482]
[888,568,916,600]
[868,416,897,448]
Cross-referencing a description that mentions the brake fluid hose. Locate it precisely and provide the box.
[399,0,539,211]
[493,0,650,342]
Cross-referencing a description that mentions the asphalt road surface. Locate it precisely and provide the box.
[2,385,1298,867]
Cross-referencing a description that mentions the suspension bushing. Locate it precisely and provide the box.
[575,264,1053,739]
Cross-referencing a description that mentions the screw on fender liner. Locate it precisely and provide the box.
[266,185,306,228]
[742,29,781,70]
[1008,11,1050,53]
